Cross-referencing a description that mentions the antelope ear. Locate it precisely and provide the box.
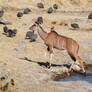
[35,21,39,25]
[51,26,54,30]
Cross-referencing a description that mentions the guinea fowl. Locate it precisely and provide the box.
[53,4,58,10]
[71,23,79,30]
[30,34,37,42]
[25,31,37,42]
[3,26,8,33]
[3,26,17,37]
[17,12,23,18]
[23,8,31,14]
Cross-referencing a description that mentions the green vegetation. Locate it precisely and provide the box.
[0,76,15,92]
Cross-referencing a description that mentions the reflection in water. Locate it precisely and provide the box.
[59,73,92,83]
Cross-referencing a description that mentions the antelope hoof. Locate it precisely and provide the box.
[68,68,72,73]
[48,65,51,69]
[48,64,51,69]
[46,62,50,65]
[83,70,86,74]
[83,71,86,76]
[46,62,50,68]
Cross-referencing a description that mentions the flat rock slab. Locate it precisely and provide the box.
[15,43,26,52]
[0,18,12,25]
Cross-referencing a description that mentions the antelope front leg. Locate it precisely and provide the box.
[44,47,50,66]
[48,53,53,68]
[44,48,48,60]
[47,45,53,68]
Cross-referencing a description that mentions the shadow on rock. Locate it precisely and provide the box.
[19,57,71,69]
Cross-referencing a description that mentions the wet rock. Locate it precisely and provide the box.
[37,3,44,8]
[72,64,81,71]
[48,7,53,14]
[17,12,23,18]
[23,8,31,14]
[53,4,58,9]
[88,13,92,19]
[37,16,43,24]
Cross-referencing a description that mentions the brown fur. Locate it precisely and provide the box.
[64,23,68,26]
[51,26,55,31]
[45,31,85,73]
[59,21,68,27]
[59,21,65,26]
[51,21,57,25]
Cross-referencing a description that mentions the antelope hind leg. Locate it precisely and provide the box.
[47,45,53,68]
[68,52,85,73]
[77,56,85,73]
[72,54,85,73]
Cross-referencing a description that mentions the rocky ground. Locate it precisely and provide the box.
[0,0,92,92]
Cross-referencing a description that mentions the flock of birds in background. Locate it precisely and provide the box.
[0,2,92,42]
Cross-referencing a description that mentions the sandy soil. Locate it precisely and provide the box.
[0,0,92,92]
